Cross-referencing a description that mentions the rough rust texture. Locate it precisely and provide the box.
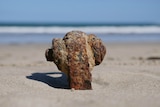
[88,34,106,65]
[45,31,106,90]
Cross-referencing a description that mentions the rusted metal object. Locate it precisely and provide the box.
[45,31,106,90]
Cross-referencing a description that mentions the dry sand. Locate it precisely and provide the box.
[0,42,160,107]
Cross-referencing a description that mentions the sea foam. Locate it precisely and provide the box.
[0,26,160,34]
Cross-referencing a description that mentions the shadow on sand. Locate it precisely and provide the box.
[26,72,70,89]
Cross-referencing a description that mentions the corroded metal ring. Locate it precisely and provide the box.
[45,31,106,90]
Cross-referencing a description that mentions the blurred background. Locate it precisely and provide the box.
[0,0,160,44]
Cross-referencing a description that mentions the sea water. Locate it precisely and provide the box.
[0,23,160,44]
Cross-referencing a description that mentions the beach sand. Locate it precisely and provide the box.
[0,42,160,107]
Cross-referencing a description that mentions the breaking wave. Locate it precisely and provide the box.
[0,26,160,34]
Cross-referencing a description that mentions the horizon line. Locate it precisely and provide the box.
[0,22,160,27]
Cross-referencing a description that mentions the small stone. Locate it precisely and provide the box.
[45,31,106,90]
[71,88,75,92]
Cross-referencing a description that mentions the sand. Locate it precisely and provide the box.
[0,42,160,107]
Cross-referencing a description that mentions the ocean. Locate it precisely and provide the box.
[0,23,160,44]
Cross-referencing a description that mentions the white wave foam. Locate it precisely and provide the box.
[0,26,160,34]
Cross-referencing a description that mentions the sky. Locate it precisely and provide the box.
[0,0,160,24]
